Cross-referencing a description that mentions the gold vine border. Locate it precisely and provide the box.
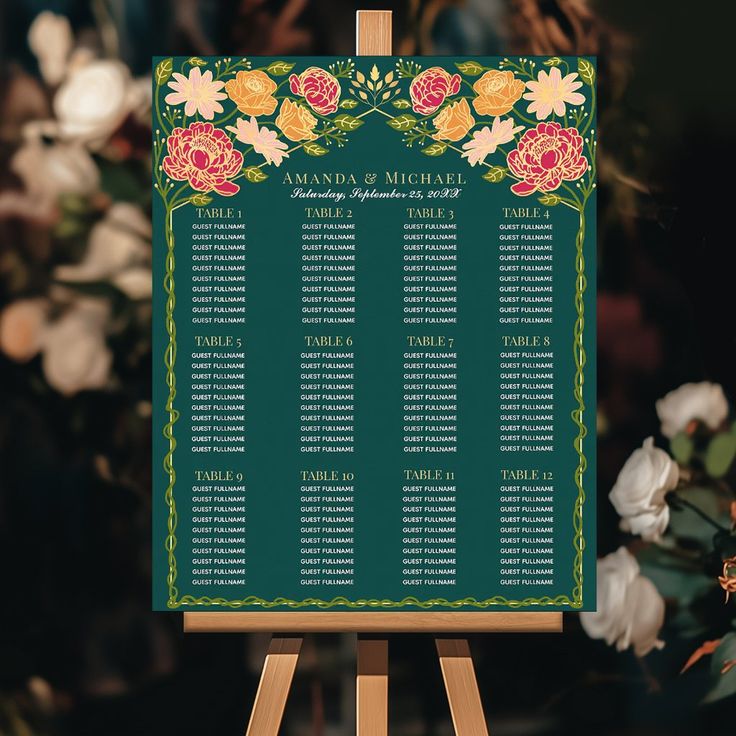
[161,143,590,613]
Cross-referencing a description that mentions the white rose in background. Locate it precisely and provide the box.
[656,382,729,439]
[0,299,49,362]
[66,47,96,74]
[55,203,151,298]
[12,123,99,200]
[581,547,666,657]
[28,11,73,86]
[42,300,112,395]
[54,61,132,148]
[609,437,679,541]
[111,268,152,300]
[129,77,153,126]
[107,202,152,240]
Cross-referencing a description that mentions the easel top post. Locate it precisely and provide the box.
[356,10,392,55]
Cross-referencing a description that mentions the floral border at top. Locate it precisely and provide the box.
[154,56,595,611]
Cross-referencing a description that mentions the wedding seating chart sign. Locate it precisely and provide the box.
[152,55,597,613]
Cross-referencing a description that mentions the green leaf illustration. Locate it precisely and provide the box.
[267,61,295,76]
[190,193,213,206]
[538,193,560,205]
[155,58,173,86]
[392,99,411,109]
[339,99,359,109]
[387,114,418,131]
[303,142,329,157]
[187,57,207,67]
[543,57,563,67]
[243,166,268,183]
[422,142,447,156]
[482,166,507,183]
[455,61,484,76]
[670,432,694,465]
[333,114,364,131]
[396,59,422,79]
[577,58,596,86]
[329,59,355,79]
[705,433,736,478]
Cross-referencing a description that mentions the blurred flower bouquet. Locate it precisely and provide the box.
[0,12,152,396]
[583,381,736,702]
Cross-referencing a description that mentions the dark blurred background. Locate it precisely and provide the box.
[1,1,735,734]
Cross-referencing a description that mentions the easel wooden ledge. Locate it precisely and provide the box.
[184,11,563,735]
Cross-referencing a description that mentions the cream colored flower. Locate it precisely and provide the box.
[226,117,289,166]
[54,203,151,298]
[165,67,226,120]
[54,60,132,147]
[609,437,679,541]
[129,76,153,125]
[0,299,49,362]
[656,382,729,438]
[461,117,523,166]
[12,128,99,200]
[581,547,665,657]
[42,300,112,395]
[111,268,152,300]
[523,66,585,120]
[28,11,73,86]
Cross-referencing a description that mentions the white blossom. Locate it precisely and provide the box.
[656,382,729,438]
[609,437,679,541]
[54,60,133,148]
[581,547,665,657]
[28,12,73,85]
[42,300,112,395]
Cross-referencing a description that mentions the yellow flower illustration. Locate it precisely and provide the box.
[433,98,475,142]
[225,70,278,117]
[275,99,318,142]
[472,69,525,117]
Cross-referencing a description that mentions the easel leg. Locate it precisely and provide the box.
[435,639,489,736]
[245,637,303,736]
[357,636,388,736]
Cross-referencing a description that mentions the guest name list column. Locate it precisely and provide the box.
[184,212,249,591]
[299,211,358,590]
[496,210,559,591]
[400,207,460,591]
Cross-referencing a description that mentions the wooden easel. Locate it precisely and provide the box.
[184,11,563,734]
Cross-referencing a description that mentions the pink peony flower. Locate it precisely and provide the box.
[162,122,243,196]
[506,122,587,196]
[410,67,461,115]
[289,67,341,115]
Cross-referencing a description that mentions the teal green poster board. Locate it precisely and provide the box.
[152,56,596,612]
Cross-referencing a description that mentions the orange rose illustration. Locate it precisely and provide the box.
[275,99,318,142]
[225,70,278,117]
[472,69,525,117]
[433,98,475,142]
